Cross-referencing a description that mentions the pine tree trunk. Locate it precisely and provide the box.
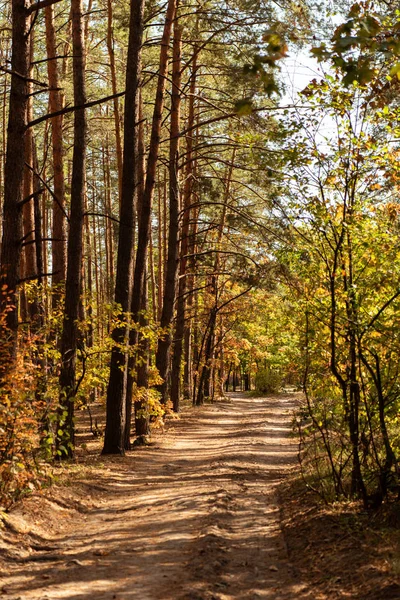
[45,4,66,300]
[106,0,123,206]
[157,178,163,320]
[130,0,177,356]
[23,31,37,287]
[57,0,87,457]
[155,19,182,405]
[134,272,151,442]
[0,0,30,364]
[185,138,199,401]
[170,52,197,412]
[102,0,144,455]
[125,92,145,450]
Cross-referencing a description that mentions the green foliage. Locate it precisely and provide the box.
[278,68,400,505]
[255,368,283,394]
[311,2,400,87]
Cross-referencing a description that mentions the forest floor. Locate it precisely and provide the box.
[1,392,400,600]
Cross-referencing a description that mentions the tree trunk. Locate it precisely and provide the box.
[102,0,144,455]
[134,272,151,442]
[21,29,37,324]
[0,0,30,365]
[106,0,123,205]
[169,45,197,412]
[130,0,177,359]
[45,3,66,300]
[125,92,145,450]
[57,0,86,457]
[155,19,182,405]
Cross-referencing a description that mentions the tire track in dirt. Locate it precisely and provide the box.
[1,393,311,600]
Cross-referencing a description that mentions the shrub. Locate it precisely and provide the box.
[255,368,283,394]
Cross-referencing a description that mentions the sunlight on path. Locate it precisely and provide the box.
[1,393,313,600]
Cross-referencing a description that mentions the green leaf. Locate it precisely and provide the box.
[390,62,400,77]
[234,98,253,116]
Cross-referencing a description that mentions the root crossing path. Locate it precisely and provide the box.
[2,393,311,600]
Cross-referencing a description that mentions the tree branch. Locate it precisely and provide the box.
[27,91,126,129]
[0,65,49,88]
[27,0,64,15]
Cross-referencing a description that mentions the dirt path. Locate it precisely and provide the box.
[1,393,311,600]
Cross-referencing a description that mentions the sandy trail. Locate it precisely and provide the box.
[1,393,310,600]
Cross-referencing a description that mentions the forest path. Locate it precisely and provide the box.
[2,393,311,600]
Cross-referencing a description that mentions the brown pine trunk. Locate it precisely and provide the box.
[103,137,115,300]
[185,118,199,401]
[134,93,150,443]
[45,4,66,300]
[22,30,37,293]
[130,0,177,345]
[84,207,94,349]
[32,140,44,319]
[57,0,87,457]
[170,51,197,412]
[106,0,123,205]
[149,228,157,322]
[134,274,151,442]
[0,0,30,364]
[155,18,182,405]
[125,93,145,450]
[157,179,163,320]
[102,0,145,455]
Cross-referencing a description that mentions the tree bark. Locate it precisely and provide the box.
[45,3,66,300]
[125,92,145,450]
[23,30,37,291]
[102,0,144,455]
[130,0,177,362]
[106,0,123,207]
[57,0,86,457]
[170,51,197,412]
[0,0,30,364]
[155,18,182,405]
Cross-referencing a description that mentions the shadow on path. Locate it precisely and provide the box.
[1,393,312,600]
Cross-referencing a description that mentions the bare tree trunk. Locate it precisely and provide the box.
[149,227,157,321]
[103,136,115,300]
[32,140,44,319]
[130,0,177,355]
[45,3,66,301]
[102,0,145,455]
[134,275,151,442]
[23,31,37,286]
[0,0,30,365]
[155,18,182,405]
[170,51,197,412]
[57,0,87,457]
[106,0,123,206]
[125,92,145,450]
[185,120,199,401]
[157,176,163,320]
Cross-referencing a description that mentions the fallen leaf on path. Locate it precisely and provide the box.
[269,565,279,571]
